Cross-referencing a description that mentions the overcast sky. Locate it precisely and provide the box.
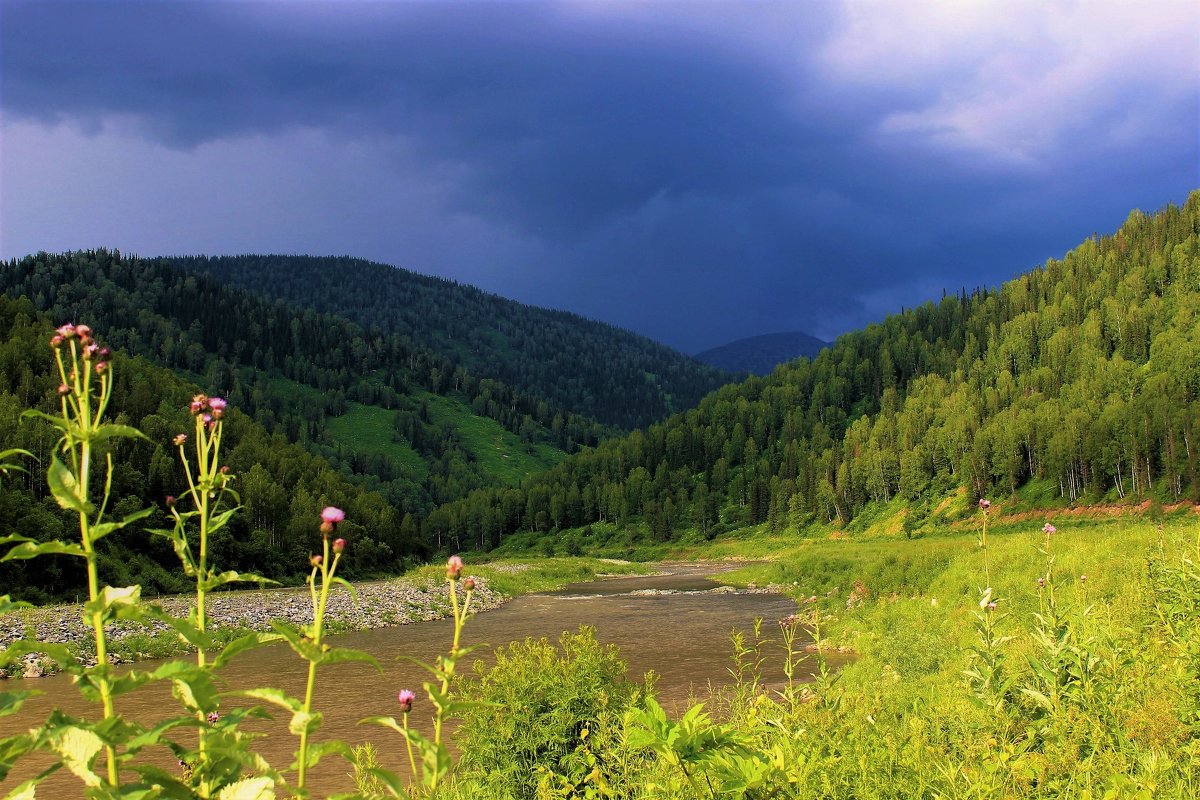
[2,1,1197,352]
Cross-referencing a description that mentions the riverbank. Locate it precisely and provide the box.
[0,556,648,677]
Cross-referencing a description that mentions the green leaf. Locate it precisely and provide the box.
[46,725,104,788]
[0,732,41,784]
[20,408,68,431]
[1,539,86,561]
[47,455,92,514]
[306,740,353,768]
[330,576,359,604]
[2,776,44,800]
[83,585,142,621]
[89,424,150,444]
[201,570,277,592]
[89,507,155,542]
[205,507,240,538]
[269,621,322,662]
[233,688,301,714]
[288,710,322,737]
[211,632,277,671]
[0,691,37,718]
[0,594,30,615]
[317,646,381,671]
[215,777,276,800]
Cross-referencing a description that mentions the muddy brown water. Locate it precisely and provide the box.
[1,563,847,797]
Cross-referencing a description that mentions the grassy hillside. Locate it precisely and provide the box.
[0,250,600,519]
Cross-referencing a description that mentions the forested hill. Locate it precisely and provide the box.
[694,331,830,375]
[0,250,607,519]
[423,194,1200,551]
[0,296,423,602]
[165,255,734,431]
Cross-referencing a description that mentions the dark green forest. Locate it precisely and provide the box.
[0,297,425,602]
[0,251,613,518]
[424,194,1200,551]
[166,254,733,430]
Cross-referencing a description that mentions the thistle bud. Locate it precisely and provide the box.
[206,711,220,725]
[74,324,91,339]
[464,576,476,591]
[333,537,346,554]
[94,362,108,375]
[50,335,64,348]
[310,554,323,568]
[320,521,334,535]
[978,498,991,510]
[173,433,187,447]
[57,383,71,396]
[208,397,227,419]
[56,324,76,340]
[446,554,464,580]
[219,465,230,475]
[166,495,177,507]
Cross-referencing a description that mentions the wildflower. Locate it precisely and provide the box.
[82,343,98,361]
[446,554,464,580]
[1042,523,1056,535]
[166,495,177,508]
[202,413,213,427]
[1080,574,1087,585]
[320,506,344,535]
[74,324,91,339]
[56,324,76,339]
[219,465,230,475]
[57,384,71,396]
[464,576,476,591]
[206,711,220,725]
[94,362,108,375]
[397,689,415,713]
[332,538,346,554]
[986,602,997,612]
[209,397,227,419]
[173,433,187,447]
[98,347,111,360]
[50,335,64,348]
[1037,576,1045,588]
[190,394,208,414]
[310,554,323,568]
[978,499,991,510]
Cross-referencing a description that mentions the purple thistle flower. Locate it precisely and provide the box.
[397,689,415,713]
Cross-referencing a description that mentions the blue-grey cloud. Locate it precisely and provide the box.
[1,1,1197,352]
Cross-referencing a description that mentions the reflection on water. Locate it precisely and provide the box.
[1,563,847,797]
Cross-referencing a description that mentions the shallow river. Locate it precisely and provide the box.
[2,563,846,797]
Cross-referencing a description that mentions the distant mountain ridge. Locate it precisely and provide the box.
[165,255,735,431]
[694,331,830,375]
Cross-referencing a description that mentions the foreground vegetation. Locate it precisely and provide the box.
[429,513,1199,799]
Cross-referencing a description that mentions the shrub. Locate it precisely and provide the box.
[454,626,641,797]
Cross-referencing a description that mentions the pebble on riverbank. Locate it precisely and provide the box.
[0,576,506,678]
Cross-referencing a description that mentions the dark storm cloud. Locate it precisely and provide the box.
[2,1,1197,352]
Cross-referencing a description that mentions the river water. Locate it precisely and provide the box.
[2,563,846,797]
